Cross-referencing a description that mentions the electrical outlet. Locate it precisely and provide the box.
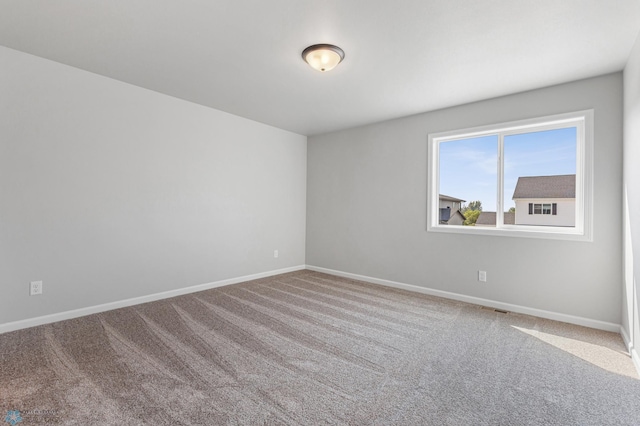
[478,271,487,282]
[274,250,279,258]
[30,281,43,296]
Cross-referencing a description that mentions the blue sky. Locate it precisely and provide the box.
[439,127,576,211]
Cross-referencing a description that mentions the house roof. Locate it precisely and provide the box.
[439,208,465,224]
[439,194,466,203]
[512,175,575,199]
[476,212,515,226]
[448,210,466,224]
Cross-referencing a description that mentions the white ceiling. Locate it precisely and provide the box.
[2,1,640,136]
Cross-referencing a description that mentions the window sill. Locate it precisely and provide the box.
[427,224,592,242]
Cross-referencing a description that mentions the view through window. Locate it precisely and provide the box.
[428,111,592,240]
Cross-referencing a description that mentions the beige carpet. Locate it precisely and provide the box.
[1,270,639,425]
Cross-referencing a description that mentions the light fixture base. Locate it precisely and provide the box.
[302,44,345,72]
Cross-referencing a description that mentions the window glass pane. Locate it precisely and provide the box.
[429,111,590,240]
[439,135,497,226]
[503,128,576,227]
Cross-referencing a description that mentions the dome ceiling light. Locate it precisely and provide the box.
[302,44,345,72]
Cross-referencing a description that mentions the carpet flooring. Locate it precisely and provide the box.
[1,270,639,425]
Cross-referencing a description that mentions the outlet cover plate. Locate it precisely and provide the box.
[30,281,43,296]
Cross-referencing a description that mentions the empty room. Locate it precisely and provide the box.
[2,1,640,424]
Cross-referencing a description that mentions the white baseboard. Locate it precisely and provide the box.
[632,347,640,377]
[306,265,621,333]
[0,265,306,335]
[621,326,632,350]
[623,327,640,377]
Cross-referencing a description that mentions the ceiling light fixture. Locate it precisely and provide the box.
[302,44,345,72]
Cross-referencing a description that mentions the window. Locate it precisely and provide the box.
[427,110,593,241]
[530,203,555,215]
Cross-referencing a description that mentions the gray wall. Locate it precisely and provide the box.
[623,34,640,362]
[307,73,623,324]
[0,46,307,325]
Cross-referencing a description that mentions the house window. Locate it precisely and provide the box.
[427,110,593,241]
[529,203,556,215]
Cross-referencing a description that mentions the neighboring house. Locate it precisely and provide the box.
[512,174,575,227]
[440,208,466,225]
[439,194,465,211]
[439,194,466,225]
[475,212,515,227]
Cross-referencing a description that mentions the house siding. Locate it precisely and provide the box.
[514,199,575,227]
[439,200,462,211]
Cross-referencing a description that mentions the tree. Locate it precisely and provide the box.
[463,209,481,226]
[460,200,482,214]
[508,207,515,213]
[461,200,482,213]
[468,200,482,211]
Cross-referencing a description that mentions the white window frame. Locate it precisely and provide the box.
[427,110,593,241]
